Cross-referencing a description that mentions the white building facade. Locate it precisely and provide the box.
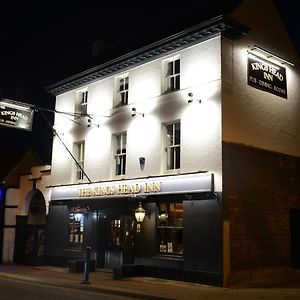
[47,0,300,287]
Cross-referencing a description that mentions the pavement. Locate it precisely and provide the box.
[1,264,300,300]
[0,264,221,300]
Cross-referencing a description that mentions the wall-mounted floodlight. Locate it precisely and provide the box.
[187,92,201,104]
[87,118,99,128]
[131,107,144,117]
[250,45,294,67]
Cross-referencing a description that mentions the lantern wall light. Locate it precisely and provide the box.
[134,201,146,222]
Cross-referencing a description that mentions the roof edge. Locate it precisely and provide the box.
[46,15,249,96]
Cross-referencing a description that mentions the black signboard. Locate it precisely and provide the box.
[0,100,34,131]
[247,53,287,99]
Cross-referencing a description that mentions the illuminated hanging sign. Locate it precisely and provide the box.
[0,99,34,131]
[51,172,213,201]
[247,53,287,99]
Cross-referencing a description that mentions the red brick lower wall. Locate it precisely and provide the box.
[223,142,300,272]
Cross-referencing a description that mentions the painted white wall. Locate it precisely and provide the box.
[222,0,300,157]
[2,228,15,263]
[5,188,19,206]
[51,37,222,190]
[2,165,50,263]
[2,188,19,263]
[18,175,33,216]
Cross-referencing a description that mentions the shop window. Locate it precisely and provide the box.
[75,89,88,116]
[164,122,181,170]
[111,219,121,246]
[115,75,129,107]
[157,202,183,255]
[69,211,84,247]
[163,57,180,93]
[114,133,126,176]
[73,141,85,181]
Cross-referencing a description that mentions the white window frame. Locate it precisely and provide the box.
[75,89,88,116]
[163,56,180,93]
[114,75,129,107]
[113,132,127,176]
[73,141,85,181]
[163,121,181,171]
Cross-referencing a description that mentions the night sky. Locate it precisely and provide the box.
[0,1,299,164]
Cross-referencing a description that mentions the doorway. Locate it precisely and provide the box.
[14,189,46,265]
[290,209,300,268]
[96,215,135,269]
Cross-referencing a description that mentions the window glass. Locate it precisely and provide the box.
[111,219,121,246]
[115,76,129,107]
[73,141,85,180]
[165,122,180,170]
[115,133,126,176]
[157,202,183,255]
[76,90,88,116]
[165,59,180,92]
[69,211,84,247]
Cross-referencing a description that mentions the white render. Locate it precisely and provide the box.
[2,165,51,263]
[51,37,223,191]
[223,0,300,157]
[2,228,15,263]
[50,0,300,196]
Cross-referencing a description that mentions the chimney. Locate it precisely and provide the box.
[92,39,115,57]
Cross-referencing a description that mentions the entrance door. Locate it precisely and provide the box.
[122,216,135,264]
[96,215,135,269]
[24,226,46,265]
[290,209,300,268]
[96,218,110,268]
[106,217,122,269]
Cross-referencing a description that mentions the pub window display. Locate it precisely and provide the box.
[157,202,183,255]
[69,212,84,247]
[111,219,121,246]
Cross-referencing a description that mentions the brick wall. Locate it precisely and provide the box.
[223,142,300,271]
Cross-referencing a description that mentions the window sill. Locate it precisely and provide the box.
[157,226,183,229]
[163,169,181,176]
[153,254,184,261]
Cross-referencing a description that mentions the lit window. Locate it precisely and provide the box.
[164,58,180,93]
[76,90,88,116]
[69,210,84,247]
[111,219,121,246]
[114,133,126,176]
[164,122,180,170]
[115,76,129,107]
[157,202,183,255]
[73,141,85,181]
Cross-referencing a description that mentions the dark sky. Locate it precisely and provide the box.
[0,1,299,164]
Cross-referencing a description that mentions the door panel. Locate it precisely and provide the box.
[290,209,300,268]
[123,216,135,264]
[96,215,135,269]
[96,218,109,268]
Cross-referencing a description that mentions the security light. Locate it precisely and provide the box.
[187,92,201,104]
[131,107,144,117]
